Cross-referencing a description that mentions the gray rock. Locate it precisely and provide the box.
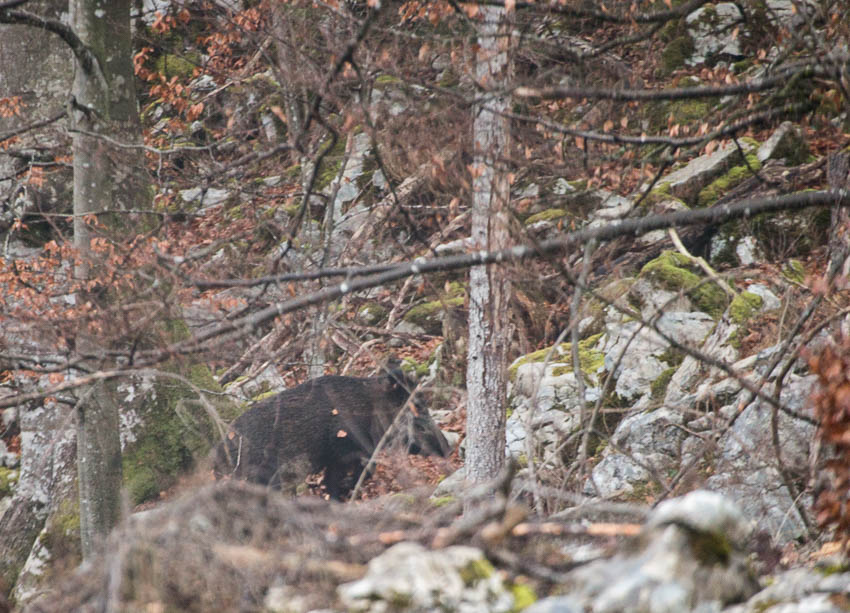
[431,465,466,499]
[506,347,603,464]
[763,0,818,29]
[585,453,649,497]
[179,186,232,208]
[649,490,751,543]
[224,364,288,402]
[757,121,808,164]
[558,491,758,613]
[390,320,427,346]
[602,312,712,403]
[652,141,756,204]
[587,405,689,498]
[732,567,850,613]
[734,236,761,266]
[745,283,781,311]
[706,374,817,542]
[524,597,582,613]
[686,4,744,65]
[588,407,692,498]
[630,278,693,315]
[591,190,634,221]
[338,541,515,613]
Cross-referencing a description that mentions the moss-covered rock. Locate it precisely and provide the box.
[315,135,348,192]
[782,259,806,284]
[662,35,694,74]
[403,282,466,335]
[729,291,763,325]
[697,153,762,207]
[154,53,198,80]
[40,497,81,564]
[459,557,495,585]
[651,367,677,401]
[524,208,567,225]
[639,251,729,319]
[121,319,242,505]
[357,302,388,325]
[508,333,605,382]
[510,582,537,612]
[0,467,18,498]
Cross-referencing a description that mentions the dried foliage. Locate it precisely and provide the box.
[809,340,850,546]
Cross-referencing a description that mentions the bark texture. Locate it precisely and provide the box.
[465,5,512,486]
[69,0,148,558]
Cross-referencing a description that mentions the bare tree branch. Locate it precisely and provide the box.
[514,63,835,101]
[0,109,67,144]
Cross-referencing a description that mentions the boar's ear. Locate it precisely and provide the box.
[383,356,413,391]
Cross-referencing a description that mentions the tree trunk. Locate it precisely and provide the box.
[69,0,148,558]
[0,0,73,596]
[465,5,512,488]
[828,152,850,277]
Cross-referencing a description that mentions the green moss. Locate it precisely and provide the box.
[41,498,80,547]
[121,323,242,505]
[509,333,604,381]
[751,599,781,613]
[729,291,763,325]
[358,302,387,325]
[154,53,198,80]
[625,479,661,502]
[404,295,463,329]
[639,251,729,318]
[525,208,566,225]
[816,561,850,575]
[697,154,762,207]
[651,368,677,401]
[690,531,731,565]
[670,98,711,124]
[253,390,277,402]
[315,136,348,191]
[459,557,495,585]
[39,497,82,567]
[402,356,431,379]
[510,583,537,611]
[375,74,402,86]
[641,183,687,209]
[437,68,459,88]
[658,347,685,368]
[403,283,466,333]
[661,35,694,74]
[0,467,19,497]
[430,495,456,507]
[783,259,806,284]
[389,493,417,506]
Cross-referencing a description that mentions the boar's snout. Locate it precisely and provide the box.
[406,412,452,457]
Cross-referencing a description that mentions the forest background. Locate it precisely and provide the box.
[1,0,850,610]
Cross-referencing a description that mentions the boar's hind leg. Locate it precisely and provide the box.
[324,454,370,501]
[266,454,314,496]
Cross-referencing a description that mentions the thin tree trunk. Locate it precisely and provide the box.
[465,5,512,488]
[828,152,850,277]
[69,0,148,558]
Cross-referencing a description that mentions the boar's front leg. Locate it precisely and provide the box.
[324,452,372,501]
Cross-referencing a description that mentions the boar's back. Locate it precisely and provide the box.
[213,374,409,491]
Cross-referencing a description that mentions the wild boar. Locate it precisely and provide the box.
[213,363,451,499]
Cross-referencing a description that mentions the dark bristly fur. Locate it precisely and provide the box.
[213,363,450,500]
